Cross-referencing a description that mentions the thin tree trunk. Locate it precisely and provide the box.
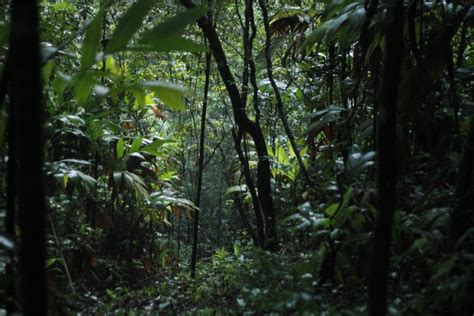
[180,0,277,250]
[190,51,211,278]
[235,0,265,246]
[368,0,404,315]
[451,119,474,244]
[258,0,312,186]
[8,0,47,313]
[232,129,264,246]
[5,60,17,315]
[217,193,222,247]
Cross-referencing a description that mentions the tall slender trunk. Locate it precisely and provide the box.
[8,0,47,314]
[368,0,404,315]
[232,129,264,246]
[236,0,265,246]
[5,87,17,314]
[451,119,474,244]
[190,51,211,278]
[258,0,312,186]
[180,0,277,250]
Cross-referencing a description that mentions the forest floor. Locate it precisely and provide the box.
[73,247,370,315]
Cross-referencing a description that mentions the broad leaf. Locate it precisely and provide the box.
[225,185,247,195]
[138,7,207,44]
[130,137,144,153]
[81,8,104,72]
[130,37,207,53]
[143,81,187,111]
[116,138,125,160]
[141,138,170,156]
[105,0,155,54]
[74,72,95,105]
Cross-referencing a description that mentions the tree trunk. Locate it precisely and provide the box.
[191,51,211,278]
[180,0,277,250]
[232,129,264,246]
[8,0,47,314]
[258,0,312,186]
[368,0,404,315]
[5,57,17,315]
[451,119,474,244]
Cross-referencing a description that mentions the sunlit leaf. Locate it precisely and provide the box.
[116,138,125,160]
[142,81,187,111]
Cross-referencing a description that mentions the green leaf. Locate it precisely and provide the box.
[74,72,95,105]
[306,106,344,135]
[432,255,457,280]
[325,203,339,216]
[42,60,55,81]
[53,72,71,100]
[138,7,207,43]
[342,187,353,207]
[409,236,428,253]
[105,0,155,54]
[233,242,240,256]
[143,81,187,111]
[124,171,149,200]
[298,25,327,54]
[130,137,143,153]
[225,185,247,195]
[116,138,125,160]
[141,138,169,156]
[351,213,365,232]
[65,170,97,187]
[159,171,177,181]
[63,174,69,188]
[130,37,207,53]
[276,145,289,165]
[81,8,104,72]
[46,258,59,268]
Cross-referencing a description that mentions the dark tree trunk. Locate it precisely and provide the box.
[232,129,264,246]
[5,59,17,314]
[5,81,17,314]
[190,51,211,278]
[8,0,47,313]
[368,0,404,315]
[451,119,474,244]
[180,0,277,250]
[258,0,312,187]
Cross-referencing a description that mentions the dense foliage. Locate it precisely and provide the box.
[0,0,473,314]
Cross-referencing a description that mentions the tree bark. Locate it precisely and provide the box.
[368,0,404,315]
[8,0,47,314]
